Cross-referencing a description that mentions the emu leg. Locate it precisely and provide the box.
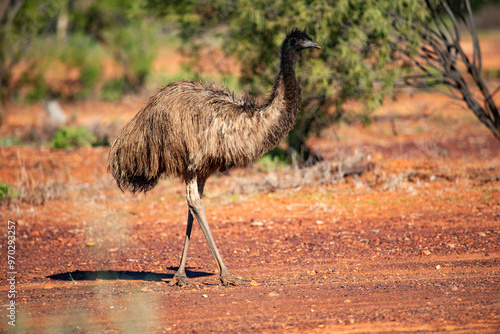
[169,210,200,286]
[186,177,251,286]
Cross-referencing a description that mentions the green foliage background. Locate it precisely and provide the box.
[1,0,159,103]
[0,0,448,157]
[238,1,425,157]
[152,0,427,159]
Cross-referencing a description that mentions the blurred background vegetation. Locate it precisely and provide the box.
[1,0,499,157]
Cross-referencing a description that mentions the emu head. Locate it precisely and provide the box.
[285,28,321,52]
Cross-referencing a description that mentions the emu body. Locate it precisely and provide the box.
[108,29,320,286]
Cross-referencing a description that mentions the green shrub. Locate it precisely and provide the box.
[61,34,104,99]
[16,61,52,103]
[19,33,106,101]
[24,73,50,102]
[101,78,128,101]
[79,63,102,98]
[51,126,96,149]
[103,22,158,91]
[257,151,287,172]
[0,182,19,200]
[59,33,104,67]
[0,136,22,146]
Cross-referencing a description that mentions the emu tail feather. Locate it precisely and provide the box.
[107,114,166,194]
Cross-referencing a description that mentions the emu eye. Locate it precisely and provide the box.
[300,39,305,44]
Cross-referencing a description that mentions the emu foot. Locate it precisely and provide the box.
[168,273,201,287]
[220,273,256,286]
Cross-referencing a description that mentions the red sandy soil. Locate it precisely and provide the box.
[0,37,499,333]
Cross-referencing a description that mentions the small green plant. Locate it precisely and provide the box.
[485,68,499,80]
[257,152,286,173]
[0,136,22,146]
[0,182,19,200]
[51,126,96,149]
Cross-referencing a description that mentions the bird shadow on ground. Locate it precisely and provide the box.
[47,267,213,282]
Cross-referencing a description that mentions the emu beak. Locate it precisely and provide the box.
[305,41,321,49]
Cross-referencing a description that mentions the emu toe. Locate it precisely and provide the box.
[220,273,255,286]
[168,273,201,287]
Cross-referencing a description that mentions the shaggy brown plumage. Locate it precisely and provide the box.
[108,28,320,286]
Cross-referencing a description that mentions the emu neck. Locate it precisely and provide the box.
[255,46,302,154]
[280,48,299,81]
[268,47,300,107]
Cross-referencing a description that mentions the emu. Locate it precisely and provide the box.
[108,28,320,286]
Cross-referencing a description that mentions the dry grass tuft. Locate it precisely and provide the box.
[228,149,374,194]
[13,153,67,205]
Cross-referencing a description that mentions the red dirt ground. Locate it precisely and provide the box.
[0,37,499,333]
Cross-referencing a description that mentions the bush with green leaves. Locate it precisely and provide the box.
[149,0,427,162]
[51,126,97,149]
[257,152,287,173]
[103,23,158,91]
[0,182,19,201]
[0,1,65,123]
[69,1,159,93]
[58,33,105,99]
[1,0,159,108]
[230,0,427,160]
[101,78,129,102]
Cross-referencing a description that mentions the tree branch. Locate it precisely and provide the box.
[394,0,500,141]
